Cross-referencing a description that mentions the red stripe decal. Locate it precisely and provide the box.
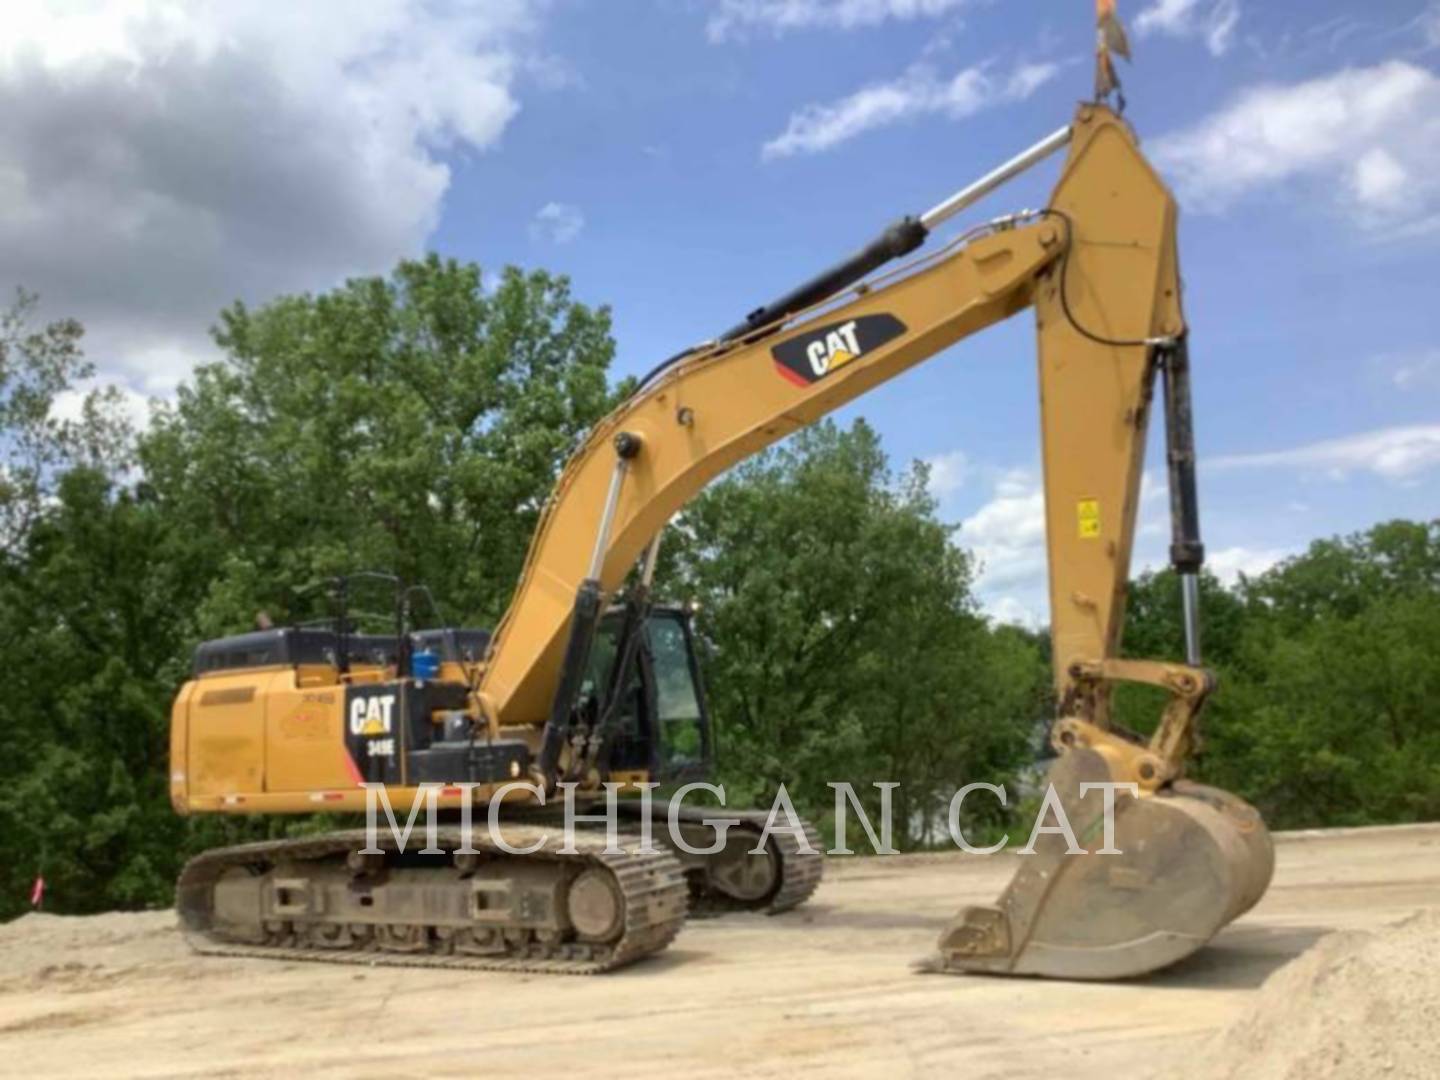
[774,361,811,388]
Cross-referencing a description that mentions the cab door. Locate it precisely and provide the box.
[640,611,714,783]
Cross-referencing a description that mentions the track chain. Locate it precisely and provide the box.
[176,825,688,976]
[616,802,825,916]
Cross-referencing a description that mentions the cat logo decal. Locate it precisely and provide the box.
[771,314,907,387]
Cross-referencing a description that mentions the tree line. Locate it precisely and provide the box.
[0,259,1435,920]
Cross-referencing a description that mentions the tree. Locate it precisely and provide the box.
[664,420,1046,848]
[0,290,130,558]
[1199,521,1440,828]
[1116,521,1440,830]
[1212,592,1440,827]
[1242,520,1440,629]
[138,255,621,637]
[0,293,144,918]
[0,259,623,918]
[0,470,177,917]
[3,260,1434,919]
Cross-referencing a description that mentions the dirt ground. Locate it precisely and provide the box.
[2,823,1437,1079]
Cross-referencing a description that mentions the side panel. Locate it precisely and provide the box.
[185,669,278,797]
[263,675,354,792]
[169,680,195,813]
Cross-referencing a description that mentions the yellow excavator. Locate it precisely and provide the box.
[169,103,1274,979]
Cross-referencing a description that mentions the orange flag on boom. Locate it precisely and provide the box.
[1095,0,1132,103]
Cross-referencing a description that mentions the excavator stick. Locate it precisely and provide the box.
[927,107,1275,979]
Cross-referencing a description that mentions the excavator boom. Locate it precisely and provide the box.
[477,218,1058,733]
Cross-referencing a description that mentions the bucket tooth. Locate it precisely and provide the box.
[938,904,1010,960]
[928,748,1274,980]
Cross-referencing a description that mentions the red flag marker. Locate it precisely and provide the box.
[29,875,45,909]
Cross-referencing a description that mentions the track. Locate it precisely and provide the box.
[175,825,688,975]
[613,801,825,916]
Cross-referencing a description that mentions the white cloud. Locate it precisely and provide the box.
[957,469,1047,619]
[1153,61,1440,238]
[1136,0,1240,57]
[1213,425,1440,483]
[707,0,967,42]
[762,58,1058,159]
[1138,515,1167,539]
[0,1,541,396]
[958,466,1167,624]
[51,381,153,433]
[1380,347,1440,390]
[961,472,1042,587]
[1205,544,1289,585]
[530,201,585,245]
[1139,469,1166,506]
[986,595,1044,629]
[1136,0,1196,35]
[1422,3,1440,50]
[952,462,1295,622]
[923,449,970,497]
[1351,147,1408,210]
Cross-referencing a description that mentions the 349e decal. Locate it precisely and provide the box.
[772,313,907,387]
[344,685,400,783]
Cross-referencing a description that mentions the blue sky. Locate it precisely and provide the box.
[4,1,1438,623]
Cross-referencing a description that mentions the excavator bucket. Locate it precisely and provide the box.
[930,748,1274,980]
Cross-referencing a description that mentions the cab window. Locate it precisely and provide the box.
[646,614,705,770]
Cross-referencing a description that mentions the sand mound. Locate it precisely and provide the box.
[1194,908,1440,1080]
[0,910,184,989]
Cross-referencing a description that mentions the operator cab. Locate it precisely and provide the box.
[583,604,714,784]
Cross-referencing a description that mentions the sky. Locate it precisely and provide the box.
[3,0,1439,625]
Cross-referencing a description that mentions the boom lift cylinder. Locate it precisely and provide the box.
[537,432,643,785]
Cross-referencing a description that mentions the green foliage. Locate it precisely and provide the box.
[139,255,619,635]
[0,290,131,556]
[0,261,620,919]
[0,470,187,917]
[1120,521,1440,829]
[663,420,1047,848]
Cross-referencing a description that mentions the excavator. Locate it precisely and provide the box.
[169,102,1274,980]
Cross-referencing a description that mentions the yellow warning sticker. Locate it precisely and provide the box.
[1077,498,1101,539]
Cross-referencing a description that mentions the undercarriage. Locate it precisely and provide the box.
[176,803,824,974]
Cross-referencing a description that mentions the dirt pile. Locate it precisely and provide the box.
[1192,908,1440,1080]
[0,910,183,992]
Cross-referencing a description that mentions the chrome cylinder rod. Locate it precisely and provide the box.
[640,528,663,588]
[588,458,630,580]
[1180,572,1202,666]
[640,122,1075,389]
[920,125,1073,231]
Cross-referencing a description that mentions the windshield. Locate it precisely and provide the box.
[646,614,704,768]
[584,610,707,776]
